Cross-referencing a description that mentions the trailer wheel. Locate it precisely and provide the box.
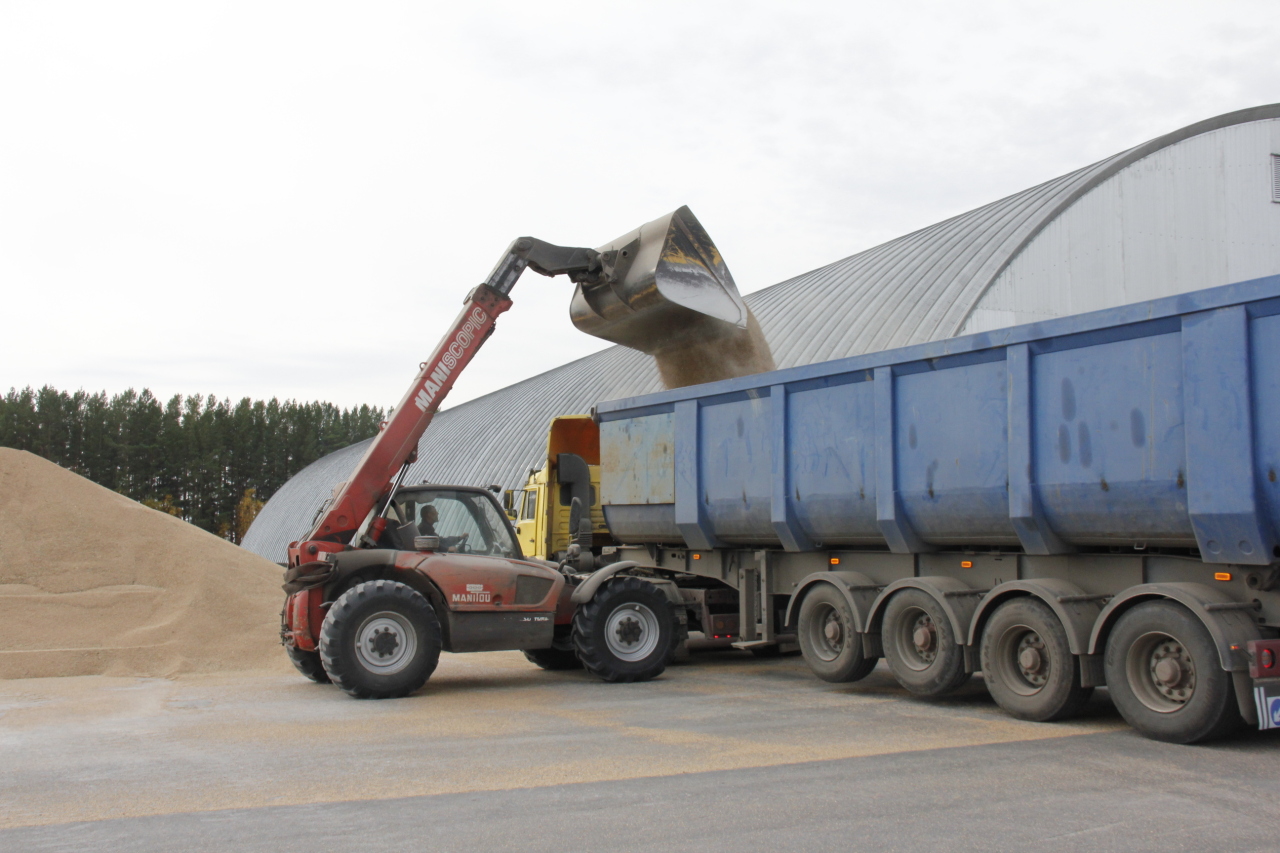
[285,644,331,684]
[798,584,878,682]
[319,580,441,699]
[1103,600,1240,743]
[572,576,678,683]
[881,589,969,697]
[980,598,1092,721]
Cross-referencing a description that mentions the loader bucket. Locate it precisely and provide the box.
[570,206,775,388]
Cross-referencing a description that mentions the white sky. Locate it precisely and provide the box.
[2,1,1277,411]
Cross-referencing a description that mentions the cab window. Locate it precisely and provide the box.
[387,488,519,558]
[520,490,538,521]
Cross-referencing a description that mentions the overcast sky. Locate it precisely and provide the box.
[2,1,1276,411]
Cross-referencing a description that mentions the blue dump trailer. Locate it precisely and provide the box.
[588,276,1280,743]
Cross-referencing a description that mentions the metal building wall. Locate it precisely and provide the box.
[244,105,1280,562]
[960,117,1280,334]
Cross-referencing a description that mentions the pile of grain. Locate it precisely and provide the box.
[0,449,291,679]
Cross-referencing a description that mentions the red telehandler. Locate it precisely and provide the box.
[281,207,755,698]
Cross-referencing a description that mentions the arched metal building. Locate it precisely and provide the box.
[245,105,1280,562]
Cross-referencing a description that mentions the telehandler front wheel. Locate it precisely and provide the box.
[319,580,441,699]
[573,576,680,683]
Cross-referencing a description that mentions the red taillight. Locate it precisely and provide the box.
[1247,639,1280,679]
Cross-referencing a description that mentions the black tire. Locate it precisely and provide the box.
[744,643,802,658]
[1104,600,1240,744]
[798,584,878,683]
[319,580,442,699]
[572,576,680,683]
[881,588,970,697]
[285,643,331,684]
[980,597,1092,722]
[523,633,582,671]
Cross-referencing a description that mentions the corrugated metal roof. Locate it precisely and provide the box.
[244,104,1280,562]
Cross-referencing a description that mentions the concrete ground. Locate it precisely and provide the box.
[2,649,1277,852]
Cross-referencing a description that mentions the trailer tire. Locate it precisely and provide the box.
[285,644,331,684]
[980,598,1092,722]
[572,576,678,683]
[798,584,878,683]
[881,588,969,697]
[319,580,441,699]
[1103,600,1240,743]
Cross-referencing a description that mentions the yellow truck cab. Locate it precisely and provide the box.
[504,415,610,562]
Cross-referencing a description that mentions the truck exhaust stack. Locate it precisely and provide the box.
[569,206,775,388]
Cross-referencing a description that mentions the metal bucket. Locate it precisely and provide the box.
[570,206,775,388]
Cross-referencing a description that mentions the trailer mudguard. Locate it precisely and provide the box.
[784,571,880,636]
[1088,582,1264,671]
[967,579,1106,656]
[867,577,987,670]
[967,579,1109,687]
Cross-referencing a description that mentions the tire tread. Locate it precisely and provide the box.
[319,579,441,699]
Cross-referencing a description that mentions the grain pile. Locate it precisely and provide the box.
[0,448,290,679]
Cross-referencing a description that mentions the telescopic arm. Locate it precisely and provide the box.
[301,238,603,546]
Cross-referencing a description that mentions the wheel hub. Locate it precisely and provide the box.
[368,627,400,659]
[1015,632,1048,687]
[603,602,661,663]
[911,616,937,659]
[1148,641,1194,701]
[824,616,843,645]
[1126,631,1197,713]
[615,616,643,646]
[354,611,418,675]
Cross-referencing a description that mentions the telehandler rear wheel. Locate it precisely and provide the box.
[573,576,679,683]
[319,580,441,699]
[285,644,331,684]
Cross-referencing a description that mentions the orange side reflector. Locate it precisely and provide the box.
[960,561,973,569]
[829,557,840,565]
[692,553,701,560]
[1214,572,1232,581]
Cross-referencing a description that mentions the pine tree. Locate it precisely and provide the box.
[0,385,383,540]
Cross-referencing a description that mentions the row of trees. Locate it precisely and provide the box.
[0,386,384,543]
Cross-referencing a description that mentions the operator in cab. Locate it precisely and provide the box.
[417,504,468,552]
